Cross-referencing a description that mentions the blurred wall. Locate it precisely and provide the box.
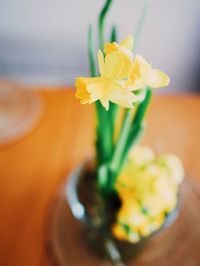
[0,0,200,92]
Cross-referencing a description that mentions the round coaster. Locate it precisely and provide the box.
[0,86,43,145]
[46,179,200,266]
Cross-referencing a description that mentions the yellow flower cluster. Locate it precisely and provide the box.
[112,146,184,243]
[75,35,169,110]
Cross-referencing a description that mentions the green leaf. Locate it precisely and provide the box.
[88,25,97,77]
[98,0,113,49]
[133,0,149,52]
[109,89,152,186]
[110,109,133,174]
[121,88,152,167]
[110,25,117,42]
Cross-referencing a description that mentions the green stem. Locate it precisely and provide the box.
[118,88,152,174]
[98,0,113,49]
[109,103,118,139]
[121,124,144,167]
[108,26,118,154]
[96,0,115,194]
[102,109,113,162]
[110,109,133,174]
[88,24,115,167]
[96,0,150,195]
[97,0,114,164]
[88,25,97,77]
[110,25,117,42]
[88,25,103,165]
[95,103,104,165]
[133,0,149,52]
[133,88,152,125]
[109,88,152,185]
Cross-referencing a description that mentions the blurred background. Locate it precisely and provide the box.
[0,0,200,92]
[0,2,200,266]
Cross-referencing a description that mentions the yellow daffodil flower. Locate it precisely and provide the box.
[104,34,134,55]
[129,145,155,166]
[75,76,137,110]
[75,38,137,110]
[112,145,184,243]
[127,55,170,90]
[75,77,98,104]
[104,35,134,79]
[75,34,170,110]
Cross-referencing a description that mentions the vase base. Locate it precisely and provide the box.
[46,178,200,265]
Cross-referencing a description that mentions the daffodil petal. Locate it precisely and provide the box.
[75,77,92,104]
[104,51,124,80]
[120,47,133,60]
[120,34,134,50]
[146,69,170,88]
[103,36,134,79]
[104,34,134,55]
[109,82,137,108]
[100,98,109,110]
[128,62,146,90]
[128,78,146,91]
[134,54,151,69]
[87,78,110,103]
[98,50,105,77]
[104,42,118,55]
[76,77,109,106]
[127,54,151,90]
[119,56,132,79]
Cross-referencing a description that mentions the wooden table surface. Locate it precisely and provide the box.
[0,88,200,266]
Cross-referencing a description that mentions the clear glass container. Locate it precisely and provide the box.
[66,162,179,265]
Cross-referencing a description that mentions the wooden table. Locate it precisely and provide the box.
[0,88,199,266]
